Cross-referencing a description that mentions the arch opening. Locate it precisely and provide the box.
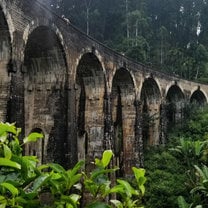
[76,53,105,165]
[27,128,45,164]
[0,6,11,122]
[190,89,207,106]
[112,68,136,176]
[24,26,68,167]
[24,26,66,76]
[141,78,161,147]
[0,7,11,63]
[166,85,185,129]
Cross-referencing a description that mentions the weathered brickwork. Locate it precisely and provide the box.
[0,7,11,122]
[1,0,208,175]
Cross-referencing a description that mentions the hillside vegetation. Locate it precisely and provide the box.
[51,0,208,82]
[144,106,208,207]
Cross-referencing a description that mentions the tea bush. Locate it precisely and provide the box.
[0,122,146,208]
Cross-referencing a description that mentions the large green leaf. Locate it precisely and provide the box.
[38,164,49,171]
[177,196,191,208]
[0,175,6,183]
[66,173,82,190]
[87,202,111,208]
[32,174,50,192]
[132,167,145,184]
[95,150,113,168]
[0,204,6,208]
[116,179,138,197]
[132,167,146,195]
[0,195,6,206]
[48,163,66,173]
[110,184,125,194]
[60,194,81,208]
[110,199,123,208]
[69,194,81,203]
[101,150,113,168]
[50,172,62,180]
[91,168,117,181]
[194,140,203,156]
[0,182,19,196]
[0,122,16,136]
[0,132,7,143]
[3,144,12,159]
[194,165,208,180]
[66,204,74,208]
[68,160,84,177]
[23,132,43,144]
[0,158,21,169]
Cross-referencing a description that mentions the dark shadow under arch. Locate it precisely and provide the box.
[112,68,136,176]
[24,25,68,167]
[166,85,184,102]
[141,78,161,103]
[24,26,67,75]
[190,89,207,106]
[76,52,105,167]
[166,85,185,128]
[141,77,161,147]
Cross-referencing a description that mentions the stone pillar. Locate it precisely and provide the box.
[104,92,113,150]
[148,102,161,145]
[134,100,144,167]
[122,98,136,176]
[9,60,24,130]
[8,30,24,135]
[0,61,11,123]
[66,82,78,168]
[159,99,167,145]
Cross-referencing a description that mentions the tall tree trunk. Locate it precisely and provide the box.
[135,20,138,46]
[86,7,89,35]
[160,35,163,64]
[195,66,199,80]
[125,0,129,39]
[84,0,92,35]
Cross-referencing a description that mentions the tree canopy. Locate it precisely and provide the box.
[51,0,208,82]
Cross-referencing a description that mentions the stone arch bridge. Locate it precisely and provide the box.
[1,0,208,175]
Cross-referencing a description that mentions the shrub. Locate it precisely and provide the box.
[144,147,188,208]
[0,122,146,207]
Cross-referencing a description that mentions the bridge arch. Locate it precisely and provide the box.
[166,84,185,128]
[140,77,161,146]
[22,20,69,66]
[0,5,13,122]
[74,48,106,81]
[190,88,207,105]
[75,52,106,166]
[111,67,136,176]
[23,25,68,167]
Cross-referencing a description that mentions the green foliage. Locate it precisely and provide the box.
[110,168,146,208]
[169,138,208,169]
[0,122,146,207]
[84,150,146,208]
[187,165,208,206]
[23,132,43,144]
[83,150,116,203]
[51,0,208,81]
[177,196,194,208]
[177,106,208,141]
[169,107,208,207]
[144,147,188,208]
